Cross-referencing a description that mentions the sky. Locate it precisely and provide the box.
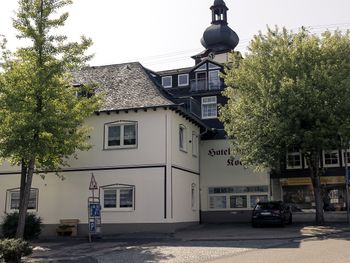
[0,0,350,71]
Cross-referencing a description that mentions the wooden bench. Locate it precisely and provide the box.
[56,219,79,237]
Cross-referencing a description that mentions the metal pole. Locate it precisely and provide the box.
[346,147,350,224]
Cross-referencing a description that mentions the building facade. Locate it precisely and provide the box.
[0,0,273,236]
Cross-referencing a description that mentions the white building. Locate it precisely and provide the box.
[0,0,271,236]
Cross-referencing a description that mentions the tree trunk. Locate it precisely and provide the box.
[15,158,35,239]
[308,153,325,225]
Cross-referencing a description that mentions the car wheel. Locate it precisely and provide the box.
[288,214,293,225]
[280,218,285,227]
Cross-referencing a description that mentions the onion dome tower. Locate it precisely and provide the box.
[200,0,239,53]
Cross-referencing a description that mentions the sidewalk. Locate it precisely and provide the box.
[26,223,350,262]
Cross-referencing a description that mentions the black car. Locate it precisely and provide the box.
[252,201,292,227]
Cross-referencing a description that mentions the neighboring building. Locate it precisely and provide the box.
[0,0,271,236]
[271,149,347,212]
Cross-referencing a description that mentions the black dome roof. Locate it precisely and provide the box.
[200,0,239,52]
[201,23,239,52]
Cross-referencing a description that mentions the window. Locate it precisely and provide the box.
[179,124,187,152]
[192,132,199,157]
[208,70,220,90]
[104,122,137,149]
[7,189,38,211]
[323,150,339,167]
[250,195,268,208]
[191,183,197,210]
[286,151,302,169]
[161,76,172,88]
[178,74,189,86]
[102,187,134,210]
[230,195,247,208]
[208,186,269,210]
[343,148,350,166]
[201,96,217,119]
[194,63,207,71]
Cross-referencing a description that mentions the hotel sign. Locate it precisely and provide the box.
[208,148,244,166]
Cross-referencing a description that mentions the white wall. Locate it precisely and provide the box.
[171,168,199,222]
[170,111,200,173]
[0,167,166,225]
[200,140,269,211]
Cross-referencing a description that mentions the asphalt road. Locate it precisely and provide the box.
[28,228,350,263]
[206,232,350,263]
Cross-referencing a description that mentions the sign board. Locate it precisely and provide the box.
[89,174,98,190]
[89,203,101,217]
[88,197,101,240]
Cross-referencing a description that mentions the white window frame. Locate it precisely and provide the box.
[323,150,340,168]
[178,74,189,87]
[101,186,135,211]
[286,151,302,169]
[104,121,137,150]
[161,76,172,88]
[201,96,217,119]
[192,132,199,157]
[6,188,38,212]
[342,148,350,166]
[179,124,187,152]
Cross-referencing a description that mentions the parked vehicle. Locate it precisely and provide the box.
[252,201,292,227]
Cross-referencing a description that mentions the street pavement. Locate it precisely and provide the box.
[25,223,350,263]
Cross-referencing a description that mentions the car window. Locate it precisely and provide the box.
[255,202,281,210]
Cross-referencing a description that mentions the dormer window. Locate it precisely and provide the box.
[162,76,172,88]
[178,74,189,87]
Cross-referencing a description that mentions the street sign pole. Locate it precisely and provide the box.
[88,173,100,242]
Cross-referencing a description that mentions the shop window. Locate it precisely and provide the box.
[179,124,187,152]
[6,188,38,212]
[104,121,137,149]
[161,76,172,88]
[209,196,227,209]
[323,150,339,167]
[250,195,268,208]
[208,186,269,210]
[201,96,217,119]
[178,74,189,86]
[286,151,302,169]
[230,195,247,208]
[102,187,134,210]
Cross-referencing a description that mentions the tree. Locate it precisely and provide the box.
[0,0,99,238]
[220,27,350,225]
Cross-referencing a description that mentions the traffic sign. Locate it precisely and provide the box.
[89,203,101,217]
[89,174,98,190]
[89,221,96,232]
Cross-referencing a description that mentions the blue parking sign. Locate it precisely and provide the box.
[89,221,96,232]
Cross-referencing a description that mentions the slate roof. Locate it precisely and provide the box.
[72,62,175,112]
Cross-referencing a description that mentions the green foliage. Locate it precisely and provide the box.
[220,27,350,170]
[2,212,42,240]
[0,238,32,263]
[0,0,100,171]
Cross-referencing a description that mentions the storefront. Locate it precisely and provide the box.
[200,140,270,222]
[280,176,346,211]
